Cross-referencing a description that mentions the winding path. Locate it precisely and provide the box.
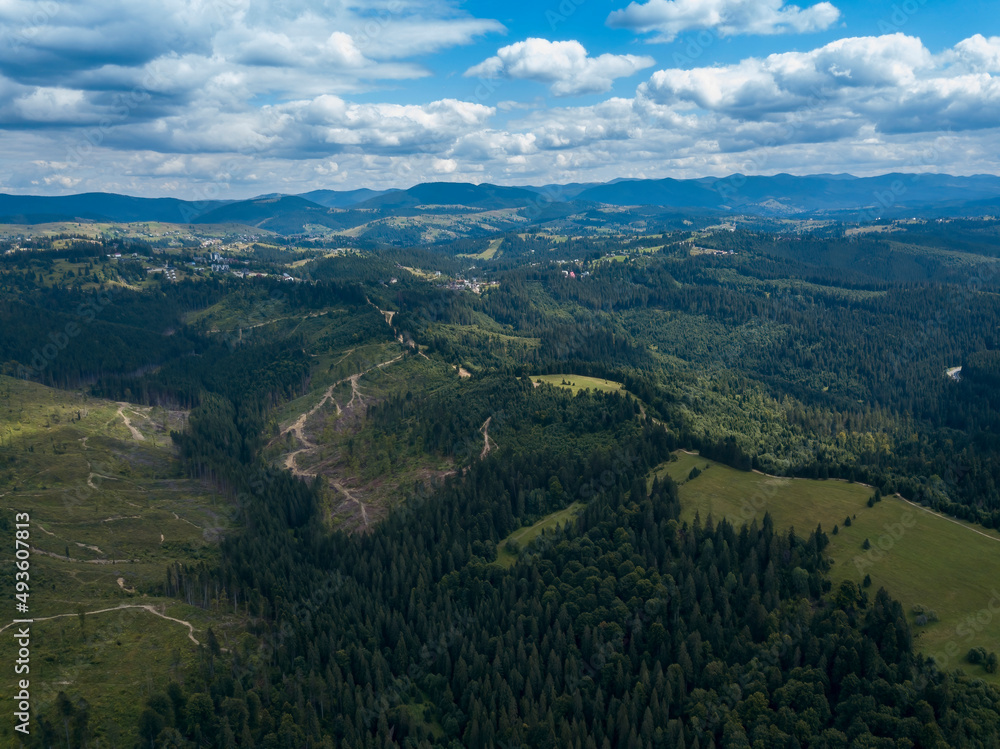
[116,405,144,441]
[31,547,137,565]
[280,353,405,488]
[367,297,396,326]
[480,417,495,460]
[0,604,200,644]
[333,480,369,527]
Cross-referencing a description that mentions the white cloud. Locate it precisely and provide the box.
[639,34,939,122]
[0,0,501,97]
[466,39,654,96]
[2,13,1000,199]
[949,35,1000,73]
[607,0,840,41]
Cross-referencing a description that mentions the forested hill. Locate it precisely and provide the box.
[5,220,1000,747]
[5,172,1000,230]
[112,366,1000,747]
[113,354,1000,748]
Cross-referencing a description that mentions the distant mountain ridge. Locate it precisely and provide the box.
[0,192,229,224]
[3,173,1000,231]
[573,173,1000,214]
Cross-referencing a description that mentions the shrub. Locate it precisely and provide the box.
[987,653,999,674]
[967,647,988,665]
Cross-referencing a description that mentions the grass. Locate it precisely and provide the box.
[533,374,623,395]
[657,451,1000,684]
[0,375,237,743]
[494,502,584,567]
[458,238,503,260]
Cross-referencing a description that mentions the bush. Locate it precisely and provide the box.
[967,647,988,665]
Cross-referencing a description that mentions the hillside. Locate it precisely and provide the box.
[4,212,1000,745]
[4,173,999,237]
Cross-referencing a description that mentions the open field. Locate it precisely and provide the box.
[0,375,235,743]
[495,502,584,567]
[533,374,623,395]
[459,238,503,260]
[658,451,1000,684]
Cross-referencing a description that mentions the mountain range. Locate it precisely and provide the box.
[3,173,1000,234]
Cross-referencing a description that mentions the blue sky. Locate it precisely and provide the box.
[0,0,998,198]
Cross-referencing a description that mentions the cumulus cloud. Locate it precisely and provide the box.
[2,3,1000,200]
[0,0,501,95]
[949,35,1000,73]
[630,32,1000,153]
[466,39,654,96]
[607,0,840,41]
[640,34,933,118]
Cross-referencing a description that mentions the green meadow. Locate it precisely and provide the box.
[533,374,624,395]
[0,375,235,745]
[495,502,585,568]
[658,451,1000,684]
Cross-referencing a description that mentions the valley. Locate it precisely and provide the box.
[3,200,1000,746]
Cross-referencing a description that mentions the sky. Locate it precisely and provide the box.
[0,0,999,199]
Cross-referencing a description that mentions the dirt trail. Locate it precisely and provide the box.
[347,375,362,410]
[116,405,144,441]
[896,494,1000,544]
[284,449,315,479]
[87,471,118,490]
[280,353,403,445]
[480,417,495,460]
[367,297,396,326]
[171,511,201,529]
[282,383,340,446]
[280,353,405,479]
[0,604,199,644]
[31,547,136,564]
[333,481,369,527]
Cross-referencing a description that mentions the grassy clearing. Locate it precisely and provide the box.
[458,238,503,260]
[495,502,584,567]
[658,451,1000,684]
[0,375,235,742]
[533,374,623,395]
